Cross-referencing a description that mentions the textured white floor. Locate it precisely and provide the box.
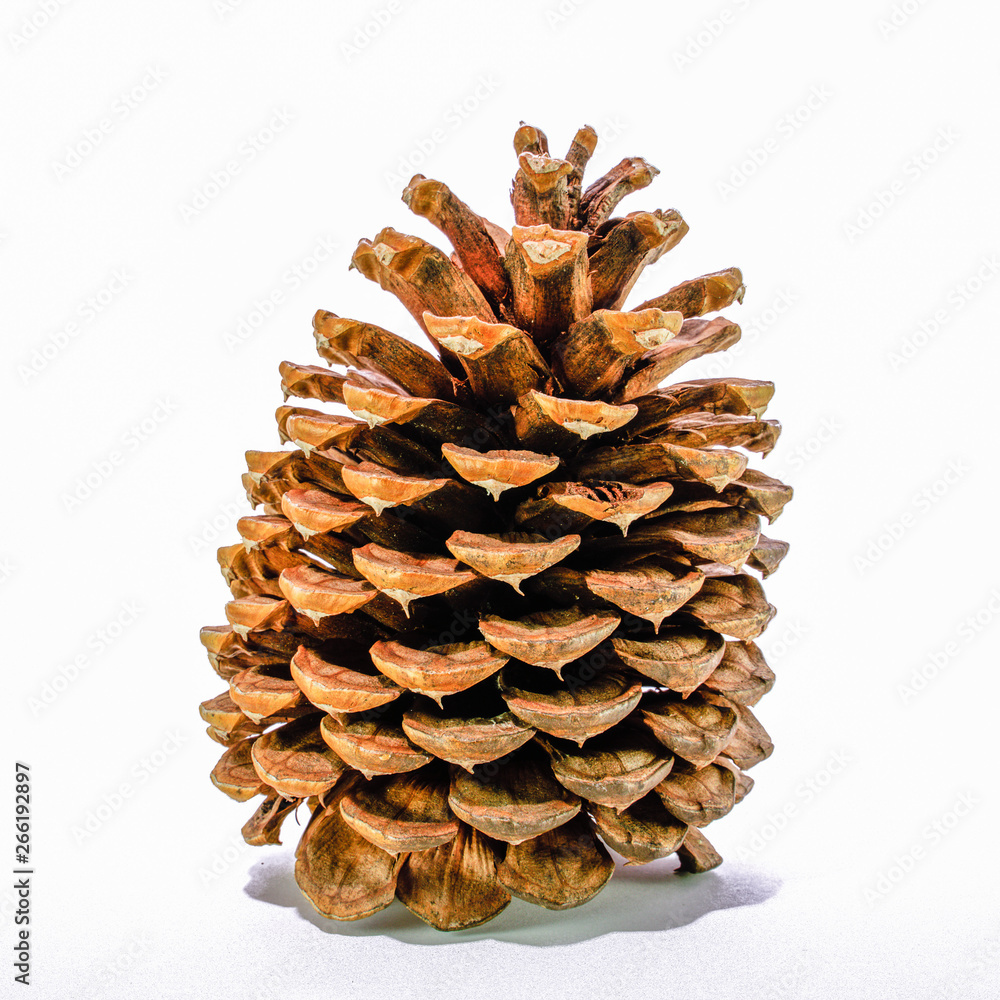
[28,733,1000,1000]
[41,838,1000,1000]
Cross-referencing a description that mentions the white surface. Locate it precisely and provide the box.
[4,1,1000,997]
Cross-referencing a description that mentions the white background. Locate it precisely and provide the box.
[4,0,1000,997]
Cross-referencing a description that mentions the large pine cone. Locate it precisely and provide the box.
[200,121,791,931]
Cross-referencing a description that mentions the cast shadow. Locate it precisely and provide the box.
[243,852,780,946]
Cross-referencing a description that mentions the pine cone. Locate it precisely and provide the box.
[200,121,792,931]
